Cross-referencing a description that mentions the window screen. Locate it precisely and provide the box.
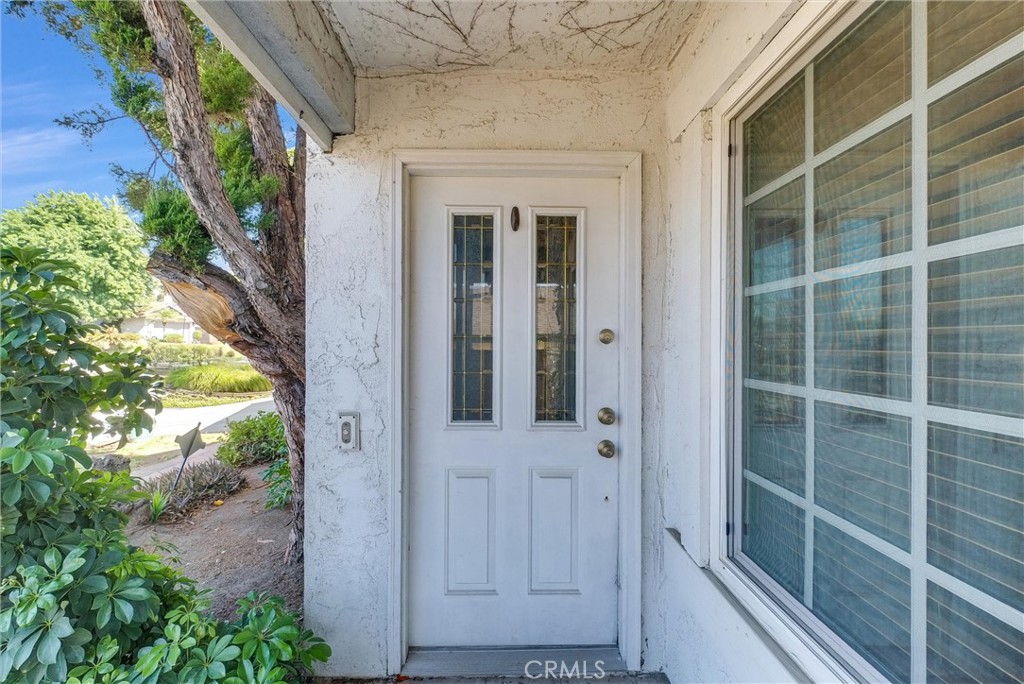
[737,3,1023,682]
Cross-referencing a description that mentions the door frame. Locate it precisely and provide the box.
[389,150,642,673]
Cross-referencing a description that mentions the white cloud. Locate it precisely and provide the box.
[1,126,81,174]
[1,80,59,114]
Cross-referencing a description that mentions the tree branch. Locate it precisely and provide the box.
[245,87,304,299]
[139,0,304,381]
[140,0,269,295]
[291,126,307,255]
[146,252,288,377]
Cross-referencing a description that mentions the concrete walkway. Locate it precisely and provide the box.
[146,397,276,437]
[132,442,221,481]
[128,397,276,481]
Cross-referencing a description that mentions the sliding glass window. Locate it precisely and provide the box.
[735,2,1023,682]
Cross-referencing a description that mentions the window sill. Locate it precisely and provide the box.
[704,557,862,684]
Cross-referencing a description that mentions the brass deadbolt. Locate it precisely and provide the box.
[597,407,616,425]
[599,328,615,344]
[597,440,616,459]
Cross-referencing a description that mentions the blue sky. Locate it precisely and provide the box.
[1,10,158,210]
[2,10,300,214]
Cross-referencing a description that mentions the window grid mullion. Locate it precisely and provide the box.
[744,225,1023,297]
[910,3,930,681]
[743,378,1023,439]
[802,60,817,610]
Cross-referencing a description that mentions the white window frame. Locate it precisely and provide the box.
[703,2,1024,682]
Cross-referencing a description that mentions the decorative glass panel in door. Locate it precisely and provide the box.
[535,214,579,423]
[451,213,495,423]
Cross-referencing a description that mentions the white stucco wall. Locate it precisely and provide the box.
[646,3,810,682]
[304,3,807,679]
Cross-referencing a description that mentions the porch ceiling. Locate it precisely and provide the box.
[324,0,706,76]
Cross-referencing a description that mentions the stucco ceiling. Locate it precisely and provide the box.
[324,1,705,75]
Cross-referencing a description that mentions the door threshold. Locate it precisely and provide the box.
[402,646,626,678]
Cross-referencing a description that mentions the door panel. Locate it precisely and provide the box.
[409,176,620,647]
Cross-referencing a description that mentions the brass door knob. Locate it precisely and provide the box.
[597,440,616,458]
[598,328,615,344]
[597,407,616,425]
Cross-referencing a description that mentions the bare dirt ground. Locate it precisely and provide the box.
[126,465,302,621]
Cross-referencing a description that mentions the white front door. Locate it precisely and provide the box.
[408,174,622,647]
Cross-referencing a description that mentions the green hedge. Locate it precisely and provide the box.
[148,342,225,365]
[164,364,271,393]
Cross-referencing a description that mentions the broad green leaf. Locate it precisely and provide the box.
[3,478,23,505]
[36,630,61,665]
[79,575,108,594]
[44,547,61,571]
[23,477,52,504]
[95,599,111,629]
[10,627,43,669]
[10,449,32,473]
[30,450,55,474]
[117,587,152,601]
[305,642,331,662]
[208,661,226,679]
[112,598,133,624]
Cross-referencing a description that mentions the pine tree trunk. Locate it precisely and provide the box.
[271,375,305,564]
[140,0,307,563]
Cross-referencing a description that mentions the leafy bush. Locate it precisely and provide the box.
[217,412,285,468]
[148,342,223,366]
[165,364,271,393]
[0,247,329,683]
[163,333,184,343]
[142,460,245,521]
[260,458,292,510]
[1,247,162,445]
[192,330,203,342]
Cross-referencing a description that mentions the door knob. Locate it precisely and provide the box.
[597,407,616,425]
[597,440,616,458]
[598,328,615,344]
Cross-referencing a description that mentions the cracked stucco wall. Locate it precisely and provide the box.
[304,5,804,678]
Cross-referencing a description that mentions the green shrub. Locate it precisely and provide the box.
[162,332,184,343]
[165,364,272,393]
[261,458,292,510]
[0,247,329,683]
[0,247,162,444]
[217,412,286,468]
[192,330,202,342]
[142,460,245,521]
[148,342,223,366]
